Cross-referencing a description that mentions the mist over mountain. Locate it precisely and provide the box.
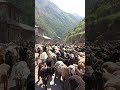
[35,0,83,39]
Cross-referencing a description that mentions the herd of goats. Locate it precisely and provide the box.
[0,41,35,90]
[0,40,120,90]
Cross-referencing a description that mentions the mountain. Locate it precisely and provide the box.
[86,0,120,42]
[67,19,85,43]
[35,0,83,39]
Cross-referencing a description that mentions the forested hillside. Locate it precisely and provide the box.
[35,0,83,39]
[86,0,120,42]
[67,19,85,43]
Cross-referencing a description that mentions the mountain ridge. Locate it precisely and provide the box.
[35,0,83,39]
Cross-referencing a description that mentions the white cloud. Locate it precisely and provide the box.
[50,0,85,17]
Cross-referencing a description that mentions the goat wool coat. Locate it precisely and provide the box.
[63,75,85,90]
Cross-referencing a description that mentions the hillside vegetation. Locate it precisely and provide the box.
[86,0,120,42]
[67,19,85,43]
[35,0,83,39]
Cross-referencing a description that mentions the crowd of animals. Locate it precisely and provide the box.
[36,40,120,90]
[35,44,85,90]
[0,40,120,90]
[86,41,120,90]
[0,41,35,90]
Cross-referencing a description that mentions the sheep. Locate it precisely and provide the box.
[102,62,115,69]
[61,66,70,80]
[11,61,30,89]
[104,76,120,90]
[102,62,120,73]
[15,61,30,79]
[74,54,81,64]
[85,66,94,77]
[116,62,120,66]
[38,63,44,81]
[45,58,55,76]
[54,61,63,78]
[79,52,85,57]
[102,68,115,82]
[0,63,10,72]
[57,63,67,74]
[46,50,57,65]
[78,55,85,64]
[54,46,60,51]
[0,69,8,90]
[68,65,76,75]
[54,61,64,69]
[40,52,48,63]
[54,61,67,80]
[104,87,116,90]
[6,46,18,57]
[38,65,48,88]
[36,45,42,50]
[69,52,74,59]
[47,50,56,59]
[113,70,120,76]
[85,66,96,90]
[38,64,54,89]
[109,64,120,74]
[70,62,84,78]
[63,74,85,90]
[0,64,10,90]
[102,68,120,90]
[78,62,85,72]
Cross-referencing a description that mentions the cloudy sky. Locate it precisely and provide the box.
[50,0,85,17]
